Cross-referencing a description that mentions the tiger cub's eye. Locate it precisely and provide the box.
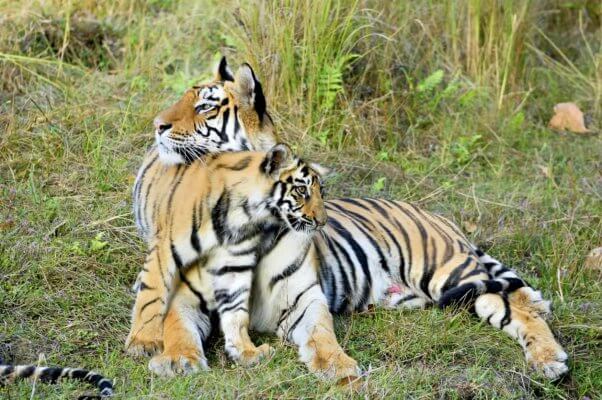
[296,186,307,195]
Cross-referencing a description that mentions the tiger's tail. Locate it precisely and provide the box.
[0,364,113,399]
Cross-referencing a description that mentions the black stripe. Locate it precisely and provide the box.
[327,200,372,225]
[215,287,249,308]
[336,197,370,211]
[140,297,163,314]
[419,236,437,298]
[219,300,246,314]
[314,240,337,310]
[327,218,372,310]
[287,305,310,339]
[166,164,187,215]
[440,257,475,294]
[38,367,62,383]
[133,152,159,232]
[171,244,184,269]
[269,244,311,288]
[381,200,413,288]
[219,108,230,141]
[179,270,210,315]
[215,156,252,171]
[277,282,319,327]
[324,235,351,313]
[190,202,202,253]
[499,294,512,328]
[210,265,254,275]
[233,106,241,138]
[385,200,429,297]
[394,294,418,306]
[18,365,35,378]
[211,190,230,244]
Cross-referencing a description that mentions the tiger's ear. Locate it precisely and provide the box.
[234,63,266,119]
[261,143,293,178]
[214,56,234,82]
[309,163,331,179]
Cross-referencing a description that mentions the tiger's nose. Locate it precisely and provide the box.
[315,213,327,228]
[154,118,172,136]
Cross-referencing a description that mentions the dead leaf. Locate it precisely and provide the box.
[584,247,602,273]
[548,102,591,134]
[462,220,477,234]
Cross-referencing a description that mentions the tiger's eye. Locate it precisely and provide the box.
[296,186,307,195]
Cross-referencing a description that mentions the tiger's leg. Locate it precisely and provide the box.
[275,280,359,381]
[149,274,212,376]
[126,241,181,356]
[474,291,568,379]
[208,251,273,367]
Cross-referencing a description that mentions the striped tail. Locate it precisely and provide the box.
[438,277,526,308]
[0,364,113,398]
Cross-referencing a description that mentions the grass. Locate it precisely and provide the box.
[0,0,601,398]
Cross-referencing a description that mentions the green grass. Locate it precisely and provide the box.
[1,0,601,398]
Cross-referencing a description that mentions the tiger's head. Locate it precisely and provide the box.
[261,144,329,233]
[153,57,277,164]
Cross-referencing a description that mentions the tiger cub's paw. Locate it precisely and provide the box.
[228,343,275,367]
[149,353,209,377]
[308,349,360,382]
[526,342,569,380]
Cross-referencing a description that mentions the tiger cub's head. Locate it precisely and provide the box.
[153,57,277,164]
[261,144,329,233]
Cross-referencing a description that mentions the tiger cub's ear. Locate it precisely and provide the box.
[309,163,331,179]
[261,143,293,178]
[214,56,234,82]
[234,63,266,120]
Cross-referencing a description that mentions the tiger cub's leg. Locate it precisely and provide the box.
[272,268,358,382]
[126,241,180,356]
[208,251,273,367]
[149,277,212,376]
[280,285,359,381]
[474,291,568,379]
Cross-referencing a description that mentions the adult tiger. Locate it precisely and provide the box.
[133,58,277,241]
[130,58,568,380]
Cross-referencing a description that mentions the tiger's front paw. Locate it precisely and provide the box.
[149,352,209,377]
[125,320,164,357]
[308,348,359,381]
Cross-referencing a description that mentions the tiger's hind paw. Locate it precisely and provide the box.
[149,353,209,377]
[527,344,568,380]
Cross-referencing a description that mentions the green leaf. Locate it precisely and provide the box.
[417,69,444,93]
[372,177,386,192]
